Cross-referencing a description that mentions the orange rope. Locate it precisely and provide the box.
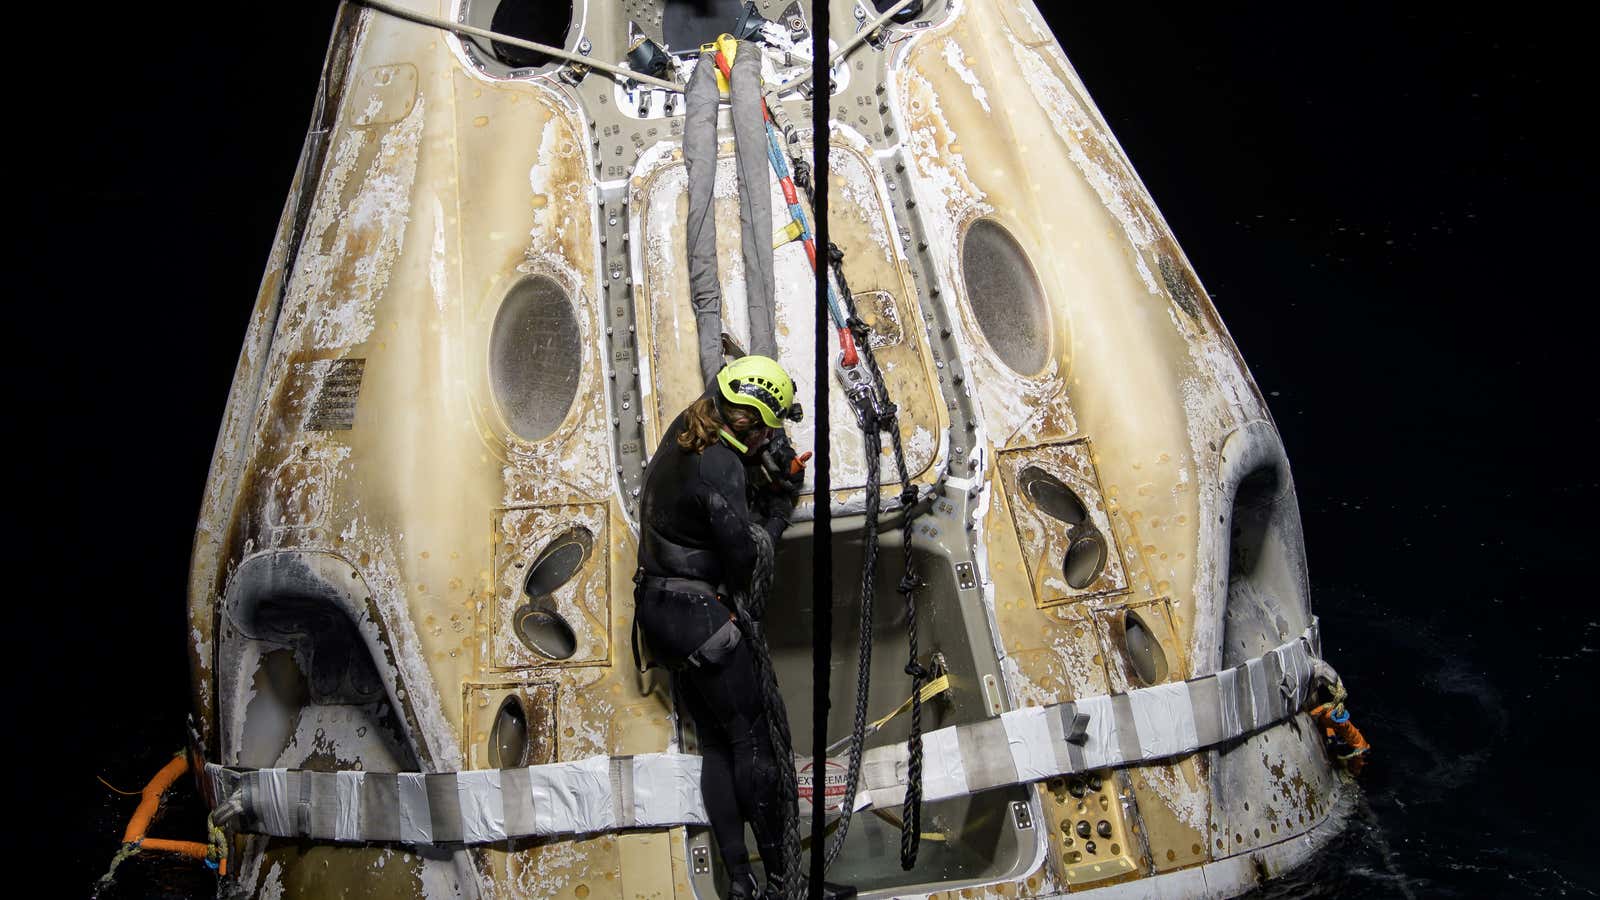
[138,838,211,861]
[117,753,227,876]
[122,755,188,843]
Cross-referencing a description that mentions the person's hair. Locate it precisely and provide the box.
[677,396,725,453]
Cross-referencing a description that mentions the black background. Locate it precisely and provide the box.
[19,2,1596,897]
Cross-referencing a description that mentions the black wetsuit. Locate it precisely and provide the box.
[634,410,790,885]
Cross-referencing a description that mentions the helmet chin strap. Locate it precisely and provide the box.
[714,395,758,453]
[719,428,750,454]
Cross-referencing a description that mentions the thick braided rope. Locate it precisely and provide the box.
[817,240,878,871]
[826,252,926,870]
[794,136,928,874]
[822,414,880,870]
[898,498,925,869]
[822,241,927,872]
[731,524,803,898]
[882,374,925,868]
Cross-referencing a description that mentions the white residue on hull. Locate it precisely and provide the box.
[311,96,426,349]
[1006,32,1161,296]
[943,38,992,112]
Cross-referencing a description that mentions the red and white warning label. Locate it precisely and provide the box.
[796,756,851,817]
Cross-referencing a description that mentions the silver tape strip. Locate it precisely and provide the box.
[335,770,363,842]
[398,773,432,844]
[957,717,1018,792]
[212,626,1326,844]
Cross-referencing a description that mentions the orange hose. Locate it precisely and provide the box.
[138,838,210,860]
[122,755,189,843]
[117,754,226,875]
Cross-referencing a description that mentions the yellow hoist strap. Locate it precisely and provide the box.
[701,35,741,93]
[871,674,951,732]
[823,675,951,759]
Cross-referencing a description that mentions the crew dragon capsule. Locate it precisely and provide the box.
[187,1,1357,896]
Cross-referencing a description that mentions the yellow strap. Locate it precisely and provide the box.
[869,807,947,841]
[773,220,804,248]
[703,34,740,93]
[870,674,950,732]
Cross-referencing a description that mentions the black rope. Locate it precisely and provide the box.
[729,528,802,899]
[826,246,926,872]
[808,0,832,894]
[822,402,878,871]
[788,2,925,877]
[791,123,927,876]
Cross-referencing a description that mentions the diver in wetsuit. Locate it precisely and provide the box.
[634,355,806,899]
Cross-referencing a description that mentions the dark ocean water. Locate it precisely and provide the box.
[27,3,1595,898]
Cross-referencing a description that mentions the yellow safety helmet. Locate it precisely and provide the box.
[716,355,798,429]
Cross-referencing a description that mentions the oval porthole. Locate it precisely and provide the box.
[664,0,747,49]
[490,274,582,443]
[489,695,530,768]
[462,1,573,71]
[874,0,925,22]
[1123,611,1169,686]
[1018,466,1088,525]
[1064,532,1107,589]
[960,219,1051,376]
[523,527,593,599]
[514,605,578,660]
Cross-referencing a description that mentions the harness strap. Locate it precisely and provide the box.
[635,573,723,597]
[633,571,741,672]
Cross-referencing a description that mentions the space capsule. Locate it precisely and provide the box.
[188,1,1353,896]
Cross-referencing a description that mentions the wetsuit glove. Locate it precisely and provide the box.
[763,492,795,542]
[782,449,810,495]
[761,431,810,497]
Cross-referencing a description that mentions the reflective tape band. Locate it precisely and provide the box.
[209,752,709,844]
[853,625,1324,809]
[211,625,1326,845]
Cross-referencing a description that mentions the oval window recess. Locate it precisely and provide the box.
[960,219,1052,376]
[514,605,578,660]
[489,694,530,768]
[664,0,747,49]
[490,275,583,443]
[1018,466,1088,525]
[523,527,593,599]
[873,0,925,22]
[1064,531,1107,589]
[1123,611,1169,686]
[462,1,574,71]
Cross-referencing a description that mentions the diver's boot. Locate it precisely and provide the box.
[727,871,762,900]
[815,880,857,900]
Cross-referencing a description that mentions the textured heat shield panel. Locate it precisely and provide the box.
[291,358,366,431]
